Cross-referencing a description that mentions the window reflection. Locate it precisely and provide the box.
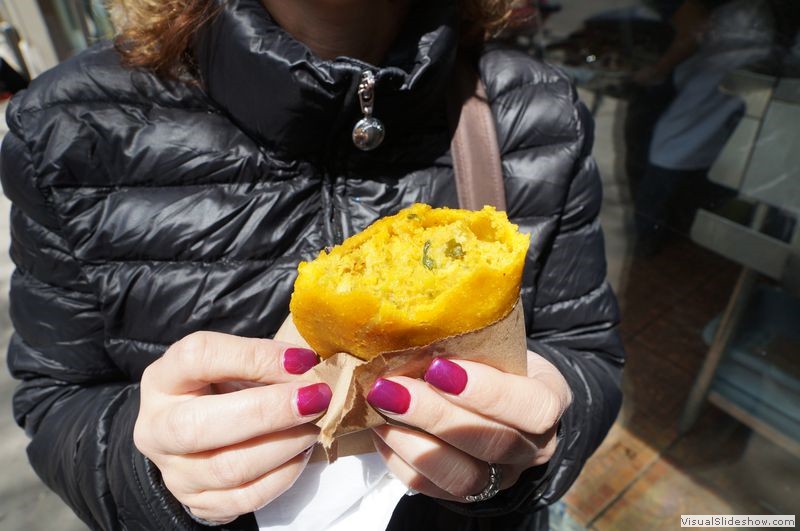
[528,0,799,527]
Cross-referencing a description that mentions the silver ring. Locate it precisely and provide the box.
[181,504,226,527]
[464,463,502,503]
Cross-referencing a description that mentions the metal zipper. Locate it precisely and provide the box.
[352,70,385,151]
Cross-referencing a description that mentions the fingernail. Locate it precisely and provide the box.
[424,357,468,395]
[367,378,410,414]
[284,348,320,375]
[296,383,332,416]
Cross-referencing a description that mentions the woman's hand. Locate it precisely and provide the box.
[134,332,331,524]
[367,351,572,501]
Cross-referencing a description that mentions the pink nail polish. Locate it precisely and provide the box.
[367,378,410,414]
[424,357,467,395]
[296,383,332,416]
[284,348,320,375]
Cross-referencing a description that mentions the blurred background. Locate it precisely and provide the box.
[0,1,797,530]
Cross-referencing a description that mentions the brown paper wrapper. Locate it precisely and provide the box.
[274,301,527,462]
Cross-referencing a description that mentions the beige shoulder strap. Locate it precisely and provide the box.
[448,56,507,211]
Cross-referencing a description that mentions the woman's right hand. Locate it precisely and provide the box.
[134,332,331,525]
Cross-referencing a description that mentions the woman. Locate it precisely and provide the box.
[1,0,624,529]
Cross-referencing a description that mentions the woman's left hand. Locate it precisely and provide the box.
[367,351,572,502]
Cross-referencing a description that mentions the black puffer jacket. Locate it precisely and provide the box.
[2,1,624,529]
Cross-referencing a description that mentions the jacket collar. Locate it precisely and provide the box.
[194,0,459,160]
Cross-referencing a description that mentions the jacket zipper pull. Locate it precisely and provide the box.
[352,70,385,151]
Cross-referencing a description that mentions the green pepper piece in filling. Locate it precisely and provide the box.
[445,239,465,259]
[422,240,437,270]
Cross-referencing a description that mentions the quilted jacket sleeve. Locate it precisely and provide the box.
[521,96,625,510]
[440,69,624,519]
[1,102,252,531]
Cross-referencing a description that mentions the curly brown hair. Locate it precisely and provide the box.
[108,0,514,78]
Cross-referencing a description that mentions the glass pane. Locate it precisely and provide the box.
[526,1,800,527]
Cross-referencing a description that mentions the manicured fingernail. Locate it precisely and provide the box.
[367,378,410,414]
[284,348,320,375]
[296,383,332,416]
[424,357,468,395]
